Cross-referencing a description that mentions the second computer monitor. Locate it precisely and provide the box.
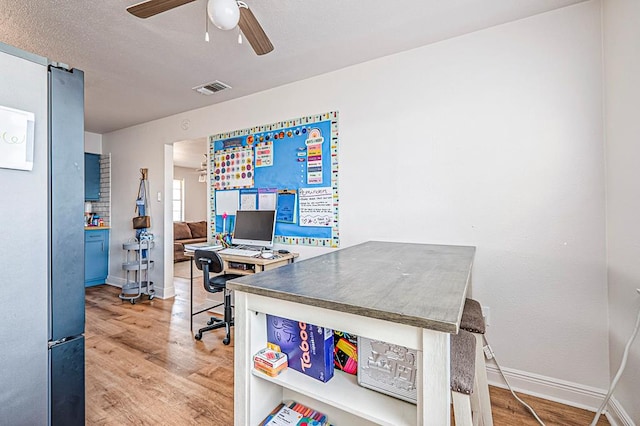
[231,210,277,249]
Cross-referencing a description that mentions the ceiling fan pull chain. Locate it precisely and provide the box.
[205,3,210,42]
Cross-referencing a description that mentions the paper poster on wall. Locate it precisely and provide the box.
[299,187,333,227]
[258,188,277,210]
[215,190,239,215]
[213,146,254,190]
[240,189,257,210]
[276,190,297,223]
[255,142,273,167]
[0,105,35,171]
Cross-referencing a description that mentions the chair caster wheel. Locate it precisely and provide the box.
[194,333,202,340]
[149,295,154,300]
[223,337,230,345]
[130,299,135,305]
[207,318,215,325]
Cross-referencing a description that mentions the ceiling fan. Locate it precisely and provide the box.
[127,0,274,55]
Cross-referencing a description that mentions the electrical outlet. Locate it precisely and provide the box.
[482,306,490,327]
[483,345,494,360]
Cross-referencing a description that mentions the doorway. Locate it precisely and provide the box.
[171,137,208,274]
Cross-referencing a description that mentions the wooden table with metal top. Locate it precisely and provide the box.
[186,249,298,332]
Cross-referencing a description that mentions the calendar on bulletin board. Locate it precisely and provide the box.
[209,111,339,248]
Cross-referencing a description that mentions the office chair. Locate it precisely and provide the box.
[193,249,242,344]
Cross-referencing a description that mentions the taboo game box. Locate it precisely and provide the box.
[266,314,334,383]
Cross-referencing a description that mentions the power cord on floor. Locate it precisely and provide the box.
[483,335,546,426]
[589,294,640,426]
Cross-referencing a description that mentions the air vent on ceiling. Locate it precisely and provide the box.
[193,80,231,96]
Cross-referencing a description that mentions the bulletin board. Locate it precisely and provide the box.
[209,111,339,248]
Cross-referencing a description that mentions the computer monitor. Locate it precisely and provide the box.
[231,210,277,249]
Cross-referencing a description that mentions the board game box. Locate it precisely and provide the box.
[266,314,334,383]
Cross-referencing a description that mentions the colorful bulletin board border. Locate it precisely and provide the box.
[208,111,339,248]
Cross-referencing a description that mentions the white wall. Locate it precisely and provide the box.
[104,0,610,405]
[173,166,207,222]
[603,0,640,423]
[84,131,102,154]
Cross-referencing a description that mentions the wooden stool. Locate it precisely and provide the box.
[461,298,494,426]
[450,329,478,426]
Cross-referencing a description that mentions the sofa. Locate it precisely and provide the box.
[174,221,207,262]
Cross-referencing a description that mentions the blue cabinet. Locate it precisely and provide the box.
[84,153,100,201]
[85,229,109,287]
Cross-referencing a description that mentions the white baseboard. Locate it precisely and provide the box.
[106,275,125,288]
[606,397,635,426]
[486,364,604,411]
[485,365,634,425]
[105,275,174,299]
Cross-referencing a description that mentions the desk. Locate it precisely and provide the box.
[186,250,298,332]
[227,241,475,426]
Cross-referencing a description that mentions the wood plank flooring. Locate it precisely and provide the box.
[85,275,609,425]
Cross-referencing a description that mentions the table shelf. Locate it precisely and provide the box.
[252,368,417,426]
[242,304,421,426]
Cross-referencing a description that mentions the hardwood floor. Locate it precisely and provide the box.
[86,278,609,425]
[85,277,234,425]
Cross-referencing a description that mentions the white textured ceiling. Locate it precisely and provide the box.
[0,0,586,134]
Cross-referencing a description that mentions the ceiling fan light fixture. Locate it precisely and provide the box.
[207,0,240,31]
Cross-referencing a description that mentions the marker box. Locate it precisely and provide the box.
[333,330,358,375]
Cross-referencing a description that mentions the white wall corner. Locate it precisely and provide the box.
[164,143,176,300]
[159,277,177,298]
[605,397,635,426]
[486,364,607,413]
[105,276,125,288]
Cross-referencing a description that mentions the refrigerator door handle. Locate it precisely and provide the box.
[48,336,78,349]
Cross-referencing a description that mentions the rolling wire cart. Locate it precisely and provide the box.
[120,168,155,303]
[120,237,155,303]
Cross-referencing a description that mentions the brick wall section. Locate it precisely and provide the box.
[90,153,111,226]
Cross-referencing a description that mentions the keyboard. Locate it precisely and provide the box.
[218,248,261,257]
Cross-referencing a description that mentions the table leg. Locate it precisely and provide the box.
[420,329,451,425]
